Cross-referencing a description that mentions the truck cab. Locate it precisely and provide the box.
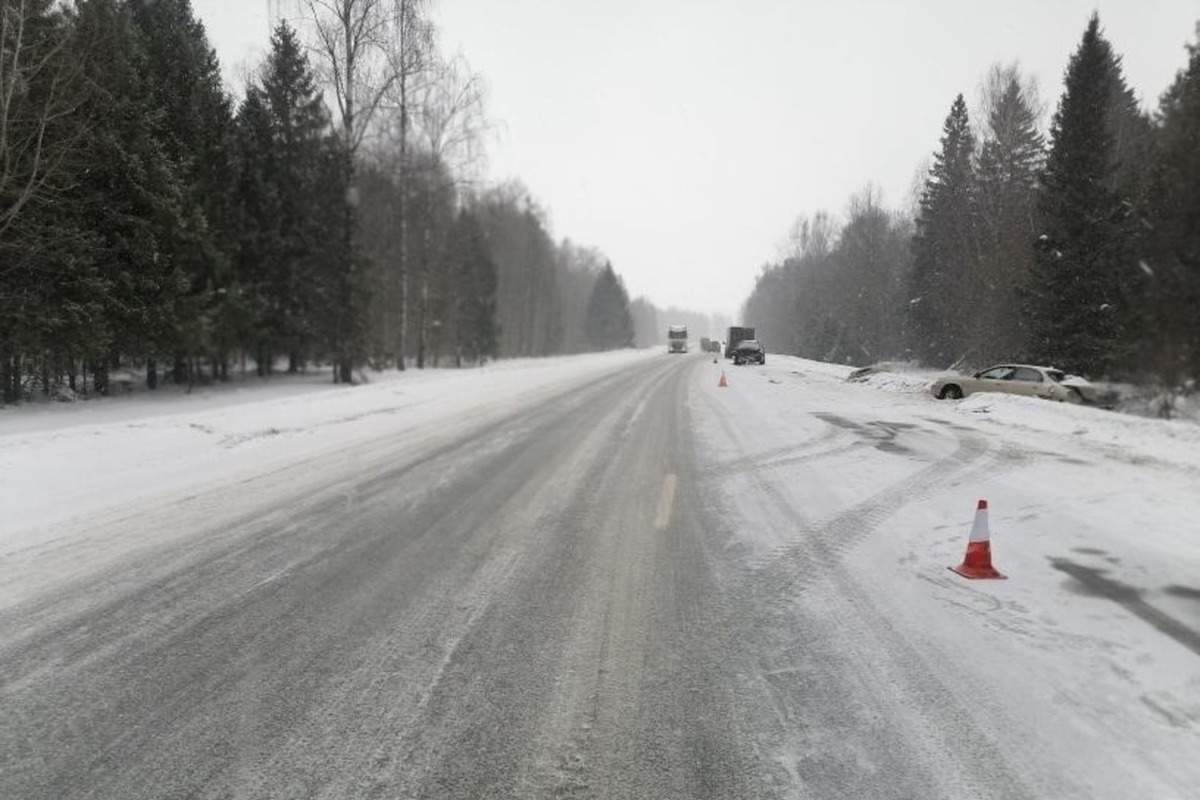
[667,325,687,353]
[725,326,755,358]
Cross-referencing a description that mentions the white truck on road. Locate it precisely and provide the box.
[667,325,687,353]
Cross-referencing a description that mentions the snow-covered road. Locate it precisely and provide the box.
[694,357,1200,798]
[1,351,1197,798]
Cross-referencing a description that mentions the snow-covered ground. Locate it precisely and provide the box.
[3,349,1198,797]
[850,360,1200,423]
[692,355,1200,799]
[0,350,655,558]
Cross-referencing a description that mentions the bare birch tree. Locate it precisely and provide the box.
[0,1,83,404]
[378,0,436,368]
[0,0,81,247]
[300,0,396,158]
[407,54,488,367]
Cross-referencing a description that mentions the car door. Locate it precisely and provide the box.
[968,365,1015,395]
[1008,366,1048,397]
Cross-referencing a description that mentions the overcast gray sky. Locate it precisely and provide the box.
[194,0,1198,318]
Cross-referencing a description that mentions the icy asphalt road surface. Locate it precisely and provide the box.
[2,354,1197,799]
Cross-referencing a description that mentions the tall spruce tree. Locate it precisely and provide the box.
[974,72,1045,363]
[909,94,979,366]
[584,263,634,351]
[447,209,498,366]
[237,21,345,374]
[834,189,911,365]
[71,0,188,393]
[1022,14,1145,376]
[1149,23,1200,381]
[477,185,563,357]
[129,0,237,383]
[234,88,282,372]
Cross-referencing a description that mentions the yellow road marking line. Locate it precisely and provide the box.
[655,473,678,531]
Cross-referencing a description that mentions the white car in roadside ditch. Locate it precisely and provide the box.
[930,364,1099,404]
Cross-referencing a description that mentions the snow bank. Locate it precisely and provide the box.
[0,350,657,550]
[955,391,1200,472]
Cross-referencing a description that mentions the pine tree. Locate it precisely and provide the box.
[447,209,498,365]
[237,21,345,374]
[629,297,660,349]
[234,88,282,373]
[309,136,360,379]
[974,72,1045,362]
[129,0,237,383]
[477,185,563,357]
[70,0,188,392]
[909,94,979,366]
[1023,14,1145,376]
[1149,22,1200,382]
[555,242,603,354]
[584,263,634,351]
[834,188,910,365]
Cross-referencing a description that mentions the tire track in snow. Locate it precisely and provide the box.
[691,385,1040,799]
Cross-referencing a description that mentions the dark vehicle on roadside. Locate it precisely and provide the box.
[732,339,765,365]
[725,326,755,358]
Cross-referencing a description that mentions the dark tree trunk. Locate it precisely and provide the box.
[147,358,158,390]
[93,360,109,396]
[0,352,13,405]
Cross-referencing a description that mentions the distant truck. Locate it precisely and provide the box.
[725,326,755,358]
[667,325,688,353]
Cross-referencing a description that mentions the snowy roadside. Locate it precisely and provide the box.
[0,350,658,554]
[693,354,1200,799]
[835,360,1200,472]
[851,361,1200,424]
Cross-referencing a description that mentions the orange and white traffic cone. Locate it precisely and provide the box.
[949,500,1006,579]
[718,371,728,388]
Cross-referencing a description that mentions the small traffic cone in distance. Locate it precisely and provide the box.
[949,499,1006,580]
[718,371,728,388]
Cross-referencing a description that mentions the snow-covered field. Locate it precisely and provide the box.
[692,355,1200,799]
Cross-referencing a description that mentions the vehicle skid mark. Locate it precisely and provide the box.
[751,428,999,593]
[701,445,1041,799]
[696,408,852,477]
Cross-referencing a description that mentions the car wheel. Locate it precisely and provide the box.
[939,384,963,400]
[1064,388,1083,404]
